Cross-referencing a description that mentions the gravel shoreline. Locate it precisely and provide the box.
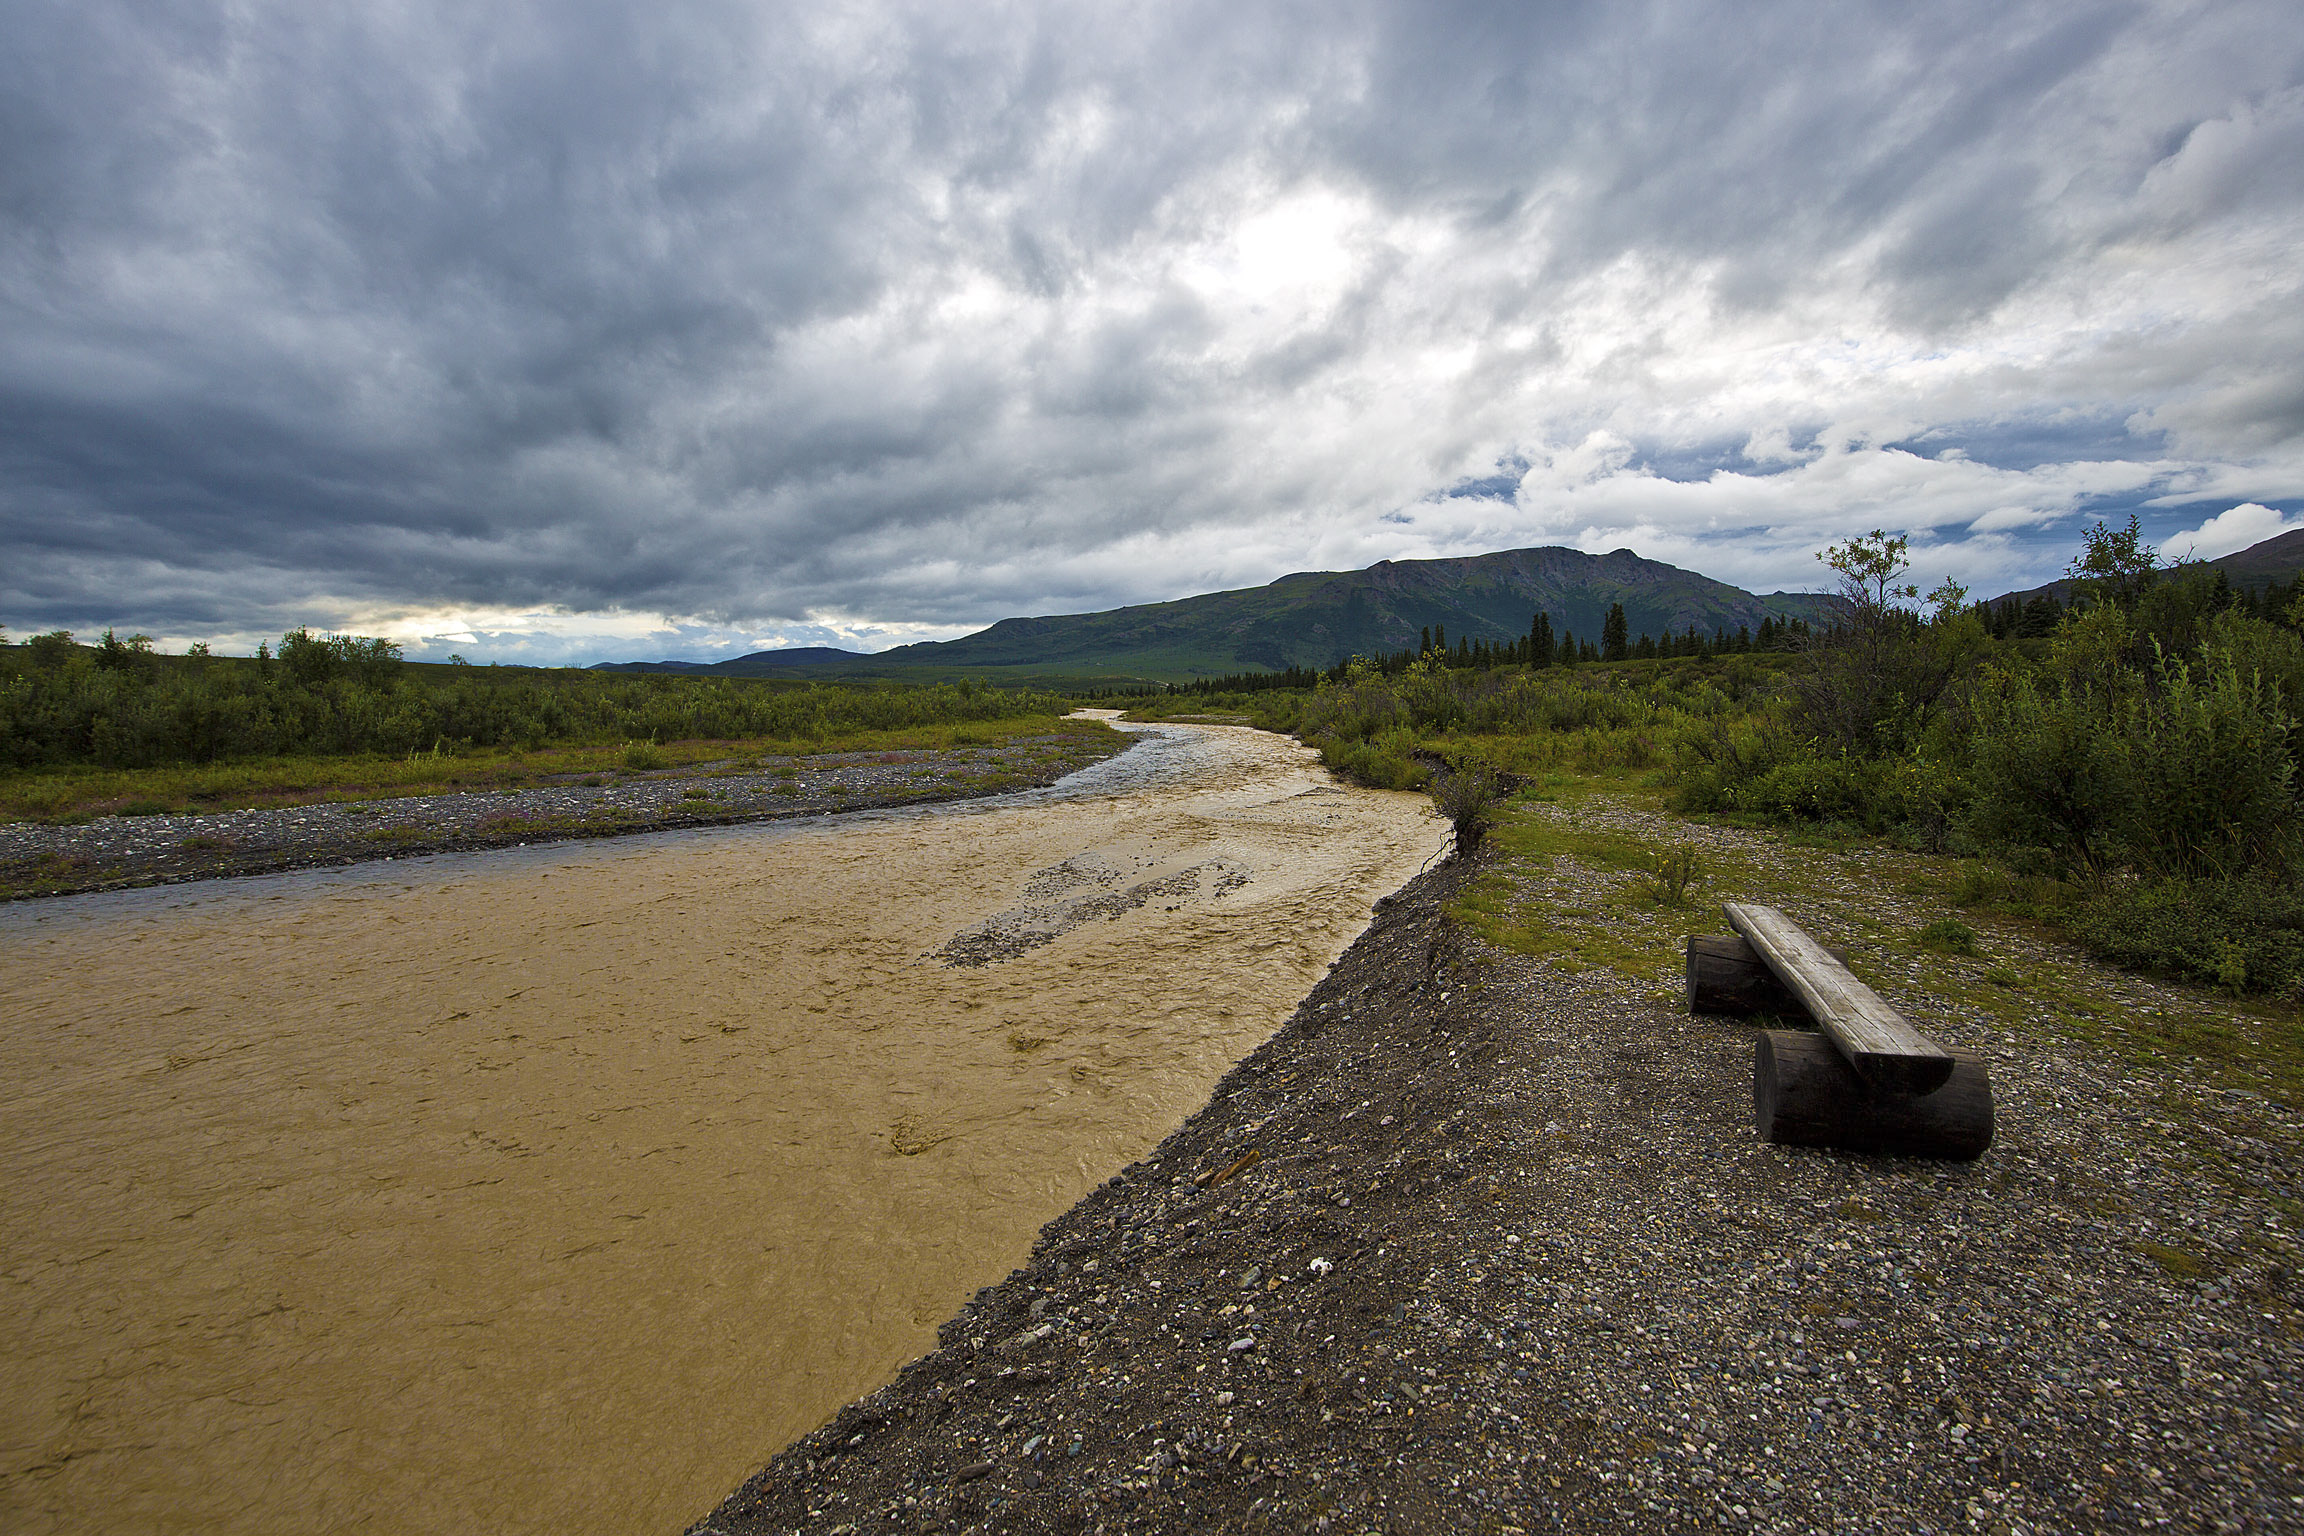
[0,729,1134,900]
[689,850,2303,1536]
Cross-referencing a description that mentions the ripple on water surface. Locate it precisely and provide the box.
[0,719,1446,1536]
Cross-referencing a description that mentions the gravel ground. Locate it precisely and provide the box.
[0,731,1132,899]
[688,838,2303,1535]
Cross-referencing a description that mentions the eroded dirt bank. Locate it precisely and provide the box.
[693,850,2302,1536]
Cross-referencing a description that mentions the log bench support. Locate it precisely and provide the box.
[1754,1031,1994,1160]
[1689,903,1994,1160]
[1686,934,1847,1017]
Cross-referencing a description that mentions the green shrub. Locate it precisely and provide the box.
[1644,844,1704,907]
[1431,766,1501,850]
[622,743,670,771]
[1316,725,1428,790]
[1965,672,2137,879]
[2067,877,2304,997]
[2117,646,2298,882]
[1711,755,1958,834]
[1917,918,1979,955]
[1966,639,2298,883]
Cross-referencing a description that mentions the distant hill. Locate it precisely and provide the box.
[591,646,873,676]
[585,546,1842,683]
[859,546,1838,680]
[2203,527,2304,586]
[1982,526,2304,608]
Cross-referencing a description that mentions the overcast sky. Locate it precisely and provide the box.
[5,0,2301,662]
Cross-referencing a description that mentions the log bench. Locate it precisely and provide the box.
[1686,902,1993,1160]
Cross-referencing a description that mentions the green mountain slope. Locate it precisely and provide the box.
[865,546,1837,679]
[591,646,873,676]
[1983,526,2304,608]
[2201,527,2304,587]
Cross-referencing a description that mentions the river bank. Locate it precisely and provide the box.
[690,830,2303,1535]
[0,726,1133,899]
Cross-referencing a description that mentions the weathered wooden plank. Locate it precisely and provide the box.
[1685,934,1848,1016]
[1723,902,1953,1094]
[1754,1030,1993,1159]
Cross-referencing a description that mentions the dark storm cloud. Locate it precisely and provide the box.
[2,0,2299,659]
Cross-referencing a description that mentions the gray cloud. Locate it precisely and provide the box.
[2,0,2300,660]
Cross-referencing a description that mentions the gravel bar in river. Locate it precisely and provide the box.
[0,728,1132,899]
[693,851,2302,1536]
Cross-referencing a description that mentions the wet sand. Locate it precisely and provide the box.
[0,719,1445,1536]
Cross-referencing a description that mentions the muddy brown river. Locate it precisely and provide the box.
[0,718,1445,1535]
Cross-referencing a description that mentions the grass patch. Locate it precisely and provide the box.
[1914,926,2304,1102]
[2136,1241,2219,1280]
[1447,787,1764,994]
[0,851,118,898]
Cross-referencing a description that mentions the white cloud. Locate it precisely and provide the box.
[2165,502,2302,563]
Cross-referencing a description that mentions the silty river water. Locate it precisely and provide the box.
[1,717,1446,1535]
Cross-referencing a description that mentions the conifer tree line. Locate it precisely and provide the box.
[1174,554,2304,697]
[1178,605,1813,693]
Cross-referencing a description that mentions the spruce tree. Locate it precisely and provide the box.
[1601,601,1629,661]
[1530,612,1555,668]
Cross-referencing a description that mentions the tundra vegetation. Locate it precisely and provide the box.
[1135,522,2304,1001]
[0,630,1081,820]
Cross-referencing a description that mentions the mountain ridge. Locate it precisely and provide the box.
[592,546,1840,681]
[592,528,2304,683]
